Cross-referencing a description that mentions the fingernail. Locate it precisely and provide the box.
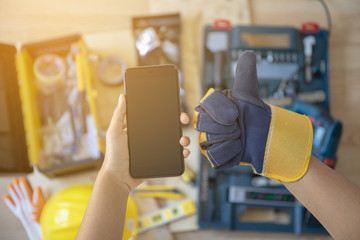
[118,94,123,105]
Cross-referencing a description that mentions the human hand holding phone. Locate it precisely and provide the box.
[101,94,190,192]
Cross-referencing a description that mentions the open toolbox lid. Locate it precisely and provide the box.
[1,35,103,176]
[0,43,31,173]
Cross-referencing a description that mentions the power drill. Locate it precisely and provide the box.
[290,100,342,168]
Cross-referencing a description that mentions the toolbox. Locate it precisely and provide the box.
[198,22,342,234]
[0,35,104,177]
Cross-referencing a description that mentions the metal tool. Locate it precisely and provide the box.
[303,35,316,83]
[206,21,230,89]
[256,60,299,81]
[263,90,326,107]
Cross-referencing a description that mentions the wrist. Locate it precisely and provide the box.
[98,168,131,195]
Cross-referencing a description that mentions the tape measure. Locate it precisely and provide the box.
[137,199,196,233]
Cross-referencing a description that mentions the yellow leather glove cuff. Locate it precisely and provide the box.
[262,105,313,182]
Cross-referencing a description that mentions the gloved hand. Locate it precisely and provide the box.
[193,50,313,182]
[3,177,45,240]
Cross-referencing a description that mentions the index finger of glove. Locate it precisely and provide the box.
[19,177,33,203]
[200,88,238,125]
[7,184,20,206]
[12,178,25,202]
[193,107,238,134]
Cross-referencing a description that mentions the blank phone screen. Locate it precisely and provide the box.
[124,65,184,178]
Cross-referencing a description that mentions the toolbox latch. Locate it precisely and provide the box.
[213,19,232,30]
[301,22,319,33]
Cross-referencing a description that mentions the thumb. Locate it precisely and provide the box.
[108,94,126,133]
[232,50,263,108]
[19,177,33,203]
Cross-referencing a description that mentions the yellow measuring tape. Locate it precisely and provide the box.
[137,199,196,233]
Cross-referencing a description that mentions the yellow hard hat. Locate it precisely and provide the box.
[40,184,138,240]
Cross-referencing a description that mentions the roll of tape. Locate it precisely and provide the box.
[98,56,127,85]
[33,54,66,93]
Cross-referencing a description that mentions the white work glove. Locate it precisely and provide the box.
[3,177,45,240]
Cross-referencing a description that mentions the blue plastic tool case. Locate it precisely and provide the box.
[198,24,338,234]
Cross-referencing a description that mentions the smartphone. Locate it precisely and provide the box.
[124,65,184,178]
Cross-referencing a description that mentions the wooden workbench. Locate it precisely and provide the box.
[1,0,360,239]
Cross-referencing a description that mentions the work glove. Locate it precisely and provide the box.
[3,177,45,240]
[193,50,313,182]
